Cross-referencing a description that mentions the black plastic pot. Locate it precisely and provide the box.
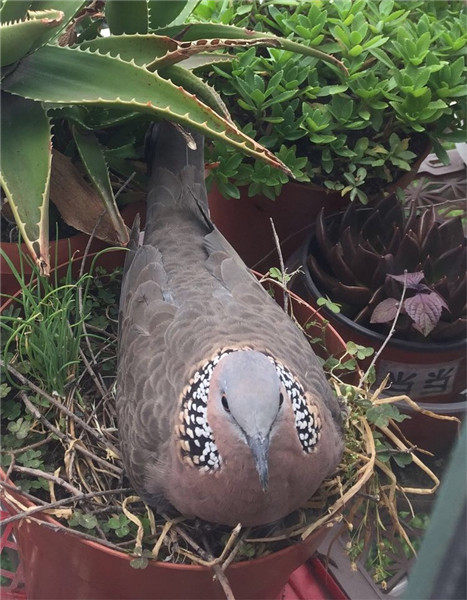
[288,227,466,453]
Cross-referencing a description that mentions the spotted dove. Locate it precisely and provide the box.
[116,122,344,526]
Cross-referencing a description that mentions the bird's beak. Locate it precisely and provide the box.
[247,434,270,492]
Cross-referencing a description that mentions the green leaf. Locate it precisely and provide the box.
[130,556,149,569]
[0,1,31,24]
[30,1,87,43]
[393,452,413,467]
[79,513,98,530]
[148,0,198,30]
[160,64,230,119]
[71,126,129,246]
[79,34,177,67]
[159,23,348,74]
[0,9,64,67]
[105,0,148,34]
[366,403,406,428]
[3,45,289,174]
[0,92,51,274]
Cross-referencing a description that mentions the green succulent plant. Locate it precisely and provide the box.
[194,0,467,202]
[307,195,466,342]
[1,0,343,274]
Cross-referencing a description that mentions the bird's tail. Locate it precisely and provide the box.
[144,121,210,233]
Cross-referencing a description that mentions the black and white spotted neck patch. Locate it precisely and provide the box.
[269,356,321,453]
[177,349,234,471]
[177,348,321,471]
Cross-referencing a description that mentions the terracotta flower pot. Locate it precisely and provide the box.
[208,182,349,273]
[1,248,350,600]
[0,202,145,303]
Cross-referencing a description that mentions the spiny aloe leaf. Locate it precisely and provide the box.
[157,23,349,74]
[148,0,199,30]
[161,64,230,119]
[4,45,291,174]
[30,0,87,43]
[0,9,64,67]
[0,92,51,274]
[149,37,282,70]
[105,0,148,35]
[78,34,281,72]
[71,125,129,245]
[0,0,31,23]
[181,52,234,71]
[78,34,178,66]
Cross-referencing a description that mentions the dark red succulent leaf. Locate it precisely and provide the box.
[329,242,355,285]
[420,220,441,258]
[404,291,449,337]
[340,225,357,265]
[403,200,418,236]
[371,254,396,288]
[445,273,467,318]
[430,318,467,342]
[315,208,335,265]
[361,208,387,246]
[368,285,387,306]
[438,215,464,249]
[421,254,434,282]
[350,243,382,286]
[386,226,402,255]
[331,281,371,306]
[416,205,436,241]
[370,298,401,324]
[394,230,421,272]
[383,198,405,232]
[339,201,359,236]
[385,275,403,300]
[307,254,340,293]
[354,304,375,324]
[432,244,467,280]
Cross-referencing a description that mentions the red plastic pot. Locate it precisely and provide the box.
[1,247,350,600]
[1,484,326,600]
[0,202,144,303]
[208,182,349,272]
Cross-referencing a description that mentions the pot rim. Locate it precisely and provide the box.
[0,466,323,571]
[300,211,466,354]
[394,399,467,413]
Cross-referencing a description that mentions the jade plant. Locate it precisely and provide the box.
[307,194,466,342]
[193,0,467,202]
[1,0,344,274]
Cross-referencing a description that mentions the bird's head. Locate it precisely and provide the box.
[208,350,285,491]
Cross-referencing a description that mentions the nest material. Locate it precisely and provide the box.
[0,264,453,591]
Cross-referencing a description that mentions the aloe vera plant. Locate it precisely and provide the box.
[307,195,466,342]
[1,0,344,275]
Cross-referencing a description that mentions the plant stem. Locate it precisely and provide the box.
[359,270,409,388]
[0,484,131,527]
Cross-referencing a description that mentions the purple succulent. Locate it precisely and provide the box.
[307,195,466,342]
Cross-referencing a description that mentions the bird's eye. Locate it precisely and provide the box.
[221,394,230,412]
[279,392,284,407]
